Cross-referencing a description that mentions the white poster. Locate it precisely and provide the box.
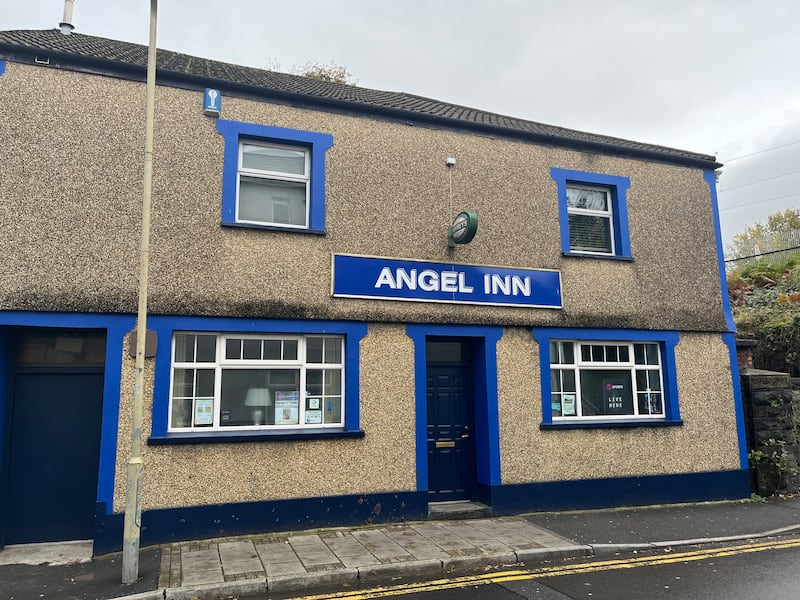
[562,394,576,416]
[274,391,299,425]
[194,399,214,425]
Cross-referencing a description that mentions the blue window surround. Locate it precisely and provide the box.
[216,119,333,234]
[550,168,632,260]
[0,311,135,515]
[405,324,504,491]
[0,60,6,76]
[532,327,682,429]
[147,315,367,444]
[705,169,748,468]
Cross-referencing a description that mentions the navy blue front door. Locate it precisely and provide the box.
[427,364,475,501]
[4,371,104,543]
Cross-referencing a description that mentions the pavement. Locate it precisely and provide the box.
[2,495,800,600]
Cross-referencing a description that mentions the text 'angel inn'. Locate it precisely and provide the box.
[0,22,746,555]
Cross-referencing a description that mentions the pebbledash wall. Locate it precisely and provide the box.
[0,32,748,556]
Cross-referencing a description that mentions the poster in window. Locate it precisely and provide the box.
[305,410,322,424]
[274,391,299,425]
[603,379,627,415]
[562,394,576,416]
[194,399,214,425]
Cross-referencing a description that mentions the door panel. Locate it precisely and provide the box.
[5,372,104,543]
[427,365,474,501]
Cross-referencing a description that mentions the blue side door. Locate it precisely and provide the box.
[426,363,475,502]
[2,330,105,545]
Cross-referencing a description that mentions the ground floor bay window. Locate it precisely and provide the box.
[533,328,682,428]
[169,333,345,431]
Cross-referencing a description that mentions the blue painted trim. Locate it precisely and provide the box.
[540,419,682,430]
[485,469,750,514]
[0,61,6,76]
[723,332,749,469]
[149,429,364,444]
[94,490,427,555]
[532,327,681,426]
[704,170,736,333]
[216,119,333,233]
[561,252,633,262]
[0,311,135,514]
[550,168,632,258]
[405,324,504,491]
[147,315,367,439]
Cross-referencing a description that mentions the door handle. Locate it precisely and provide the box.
[461,433,470,439]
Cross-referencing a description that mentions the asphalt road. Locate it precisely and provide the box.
[265,537,800,600]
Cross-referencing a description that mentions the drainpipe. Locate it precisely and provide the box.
[122,0,157,585]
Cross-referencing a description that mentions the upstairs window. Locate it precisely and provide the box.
[217,120,333,234]
[566,184,615,254]
[550,168,632,259]
[238,142,310,227]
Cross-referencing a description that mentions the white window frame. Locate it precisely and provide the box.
[550,340,665,422]
[565,183,616,255]
[235,140,311,228]
[168,332,345,432]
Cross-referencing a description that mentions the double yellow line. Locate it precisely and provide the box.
[288,538,800,599]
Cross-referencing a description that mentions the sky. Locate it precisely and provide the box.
[2,0,800,247]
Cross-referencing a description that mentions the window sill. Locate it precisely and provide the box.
[148,429,365,445]
[540,419,682,430]
[221,221,326,235]
[562,252,633,262]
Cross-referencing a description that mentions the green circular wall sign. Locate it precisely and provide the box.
[450,211,478,245]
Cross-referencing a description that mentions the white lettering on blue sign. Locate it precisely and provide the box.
[375,267,475,294]
[334,255,562,309]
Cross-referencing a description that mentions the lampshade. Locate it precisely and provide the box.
[244,388,271,406]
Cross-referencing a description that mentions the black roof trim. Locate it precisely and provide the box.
[0,29,721,169]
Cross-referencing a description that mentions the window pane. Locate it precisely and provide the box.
[171,398,193,428]
[325,369,342,395]
[242,144,306,175]
[566,187,608,210]
[646,344,660,365]
[306,338,323,363]
[195,335,216,362]
[549,342,559,364]
[239,176,307,226]
[606,345,618,362]
[263,339,281,360]
[174,334,195,362]
[242,339,261,360]
[196,369,215,397]
[634,343,660,365]
[284,340,298,360]
[306,369,323,396]
[560,342,574,364]
[568,214,612,253]
[324,338,342,364]
[323,397,342,424]
[638,391,663,415]
[172,368,195,397]
[550,370,561,393]
[591,345,604,362]
[579,369,633,416]
[618,345,629,363]
[581,344,591,362]
[226,338,241,360]
[551,393,563,417]
[562,369,576,392]
[220,368,300,426]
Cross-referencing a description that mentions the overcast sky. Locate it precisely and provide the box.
[3,1,799,246]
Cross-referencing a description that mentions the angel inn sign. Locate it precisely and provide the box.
[332,255,562,308]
